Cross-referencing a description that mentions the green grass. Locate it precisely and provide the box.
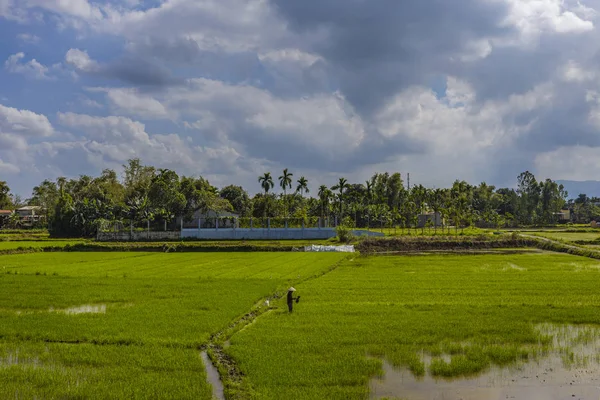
[0,240,85,250]
[530,231,600,242]
[370,227,488,237]
[226,252,600,399]
[0,341,211,399]
[0,252,346,399]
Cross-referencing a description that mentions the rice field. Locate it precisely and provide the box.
[226,252,600,399]
[0,252,346,399]
[4,249,600,399]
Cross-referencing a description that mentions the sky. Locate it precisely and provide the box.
[1,0,600,197]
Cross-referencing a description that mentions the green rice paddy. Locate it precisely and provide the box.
[226,252,600,399]
[0,252,345,399]
[3,249,600,399]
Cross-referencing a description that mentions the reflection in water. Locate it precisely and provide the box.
[201,351,225,400]
[370,324,600,400]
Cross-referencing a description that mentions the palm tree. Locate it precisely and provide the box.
[258,173,274,194]
[331,177,348,222]
[279,169,293,217]
[57,177,67,195]
[365,180,373,227]
[318,185,331,226]
[258,173,274,220]
[296,177,309,197]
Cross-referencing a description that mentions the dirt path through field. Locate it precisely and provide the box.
[201,255,351,400]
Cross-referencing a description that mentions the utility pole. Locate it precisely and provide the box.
[407,173,410,191]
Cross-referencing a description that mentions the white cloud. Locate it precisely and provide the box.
[0,103,54,137]
[258,49,321,67]
[562,60,596,82]
[25,0,104,20]
[0,0,13,18]
[104,88,169,119]
[0,158,19,174]
[503,0,595,37]
[4,52,51,80]
[55,112,245,176]
[81,97,103,109]
[535,145,600,180]
[16,33,40,44]
[65,48,99,72]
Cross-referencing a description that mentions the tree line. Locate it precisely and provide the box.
[1,159,599,236]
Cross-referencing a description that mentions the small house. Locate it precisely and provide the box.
[15,206,45,227]
[16,206,43,217]
[558,209,571,222]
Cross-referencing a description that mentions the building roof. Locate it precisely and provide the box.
[16,206,43,211]
[0,210,13,215]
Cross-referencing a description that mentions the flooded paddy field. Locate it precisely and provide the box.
[4,250,600,399]
[0,252,346,399]
[226,252,600,399]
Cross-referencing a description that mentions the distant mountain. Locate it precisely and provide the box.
[556,180,600,199]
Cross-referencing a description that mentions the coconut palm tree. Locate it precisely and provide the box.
[258,173,274,219]
[296,177,309,197]
[279,169,293,217]
[331,177,348,222]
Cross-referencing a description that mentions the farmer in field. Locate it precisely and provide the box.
[287,287,300,313]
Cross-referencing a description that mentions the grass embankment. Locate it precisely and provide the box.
[0,252,346,399]
[368,226,488,237]
[0,239,338,256]
[355,235,536,253]
[226,252,600,399]
[0,229,87,253]
[529,231,600,243]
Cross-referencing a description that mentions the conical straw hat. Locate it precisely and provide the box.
[288,287,296,292]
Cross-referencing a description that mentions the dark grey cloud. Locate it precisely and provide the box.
[102,57,183,86]
[66,48,183,87]
[269,0,514,113]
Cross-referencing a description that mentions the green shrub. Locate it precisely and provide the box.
[335,217,355,243]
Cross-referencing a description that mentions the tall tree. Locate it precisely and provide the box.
[220,185,251,216]
[296,177,309,198]
[258,173,274,194]
[331,177,348,222]
[516,171,540,225]
[279,169,293,218]
[148,169,186,226]
[122,158,156,199]
[258,173,275,219]
[318,185,332,225]
[30,180,60,221]
[180,176,216,222]
[0,181,12,209]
